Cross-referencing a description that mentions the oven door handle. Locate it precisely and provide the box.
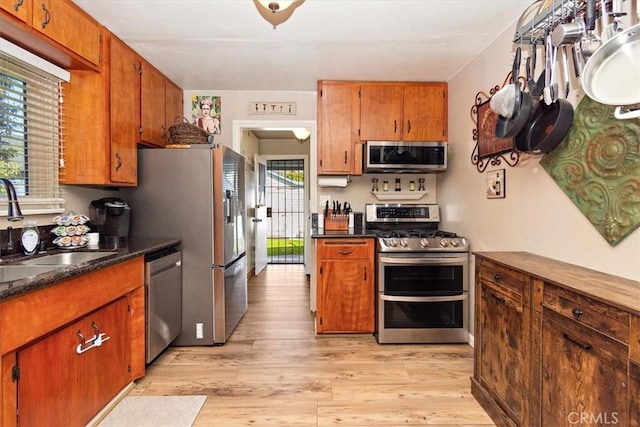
[378,256,467,265]
[380,294,468,303]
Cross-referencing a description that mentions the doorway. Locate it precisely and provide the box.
[265,158,305,264]
[233,119,317,276]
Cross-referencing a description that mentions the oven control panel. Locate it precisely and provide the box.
[365,203,439,223]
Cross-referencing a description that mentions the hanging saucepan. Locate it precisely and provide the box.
[581,22,640,119]
[495,47,535,138]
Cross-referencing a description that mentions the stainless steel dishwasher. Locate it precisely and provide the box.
[145,247,182,364]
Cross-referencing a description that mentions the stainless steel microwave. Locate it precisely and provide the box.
[363,141,447,173]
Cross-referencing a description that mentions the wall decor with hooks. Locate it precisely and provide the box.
[470,73,521,173]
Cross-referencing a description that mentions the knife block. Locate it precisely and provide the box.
[324,214,349,231]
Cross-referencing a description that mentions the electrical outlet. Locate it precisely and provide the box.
[196,323,204,339]
[319,194,331,209]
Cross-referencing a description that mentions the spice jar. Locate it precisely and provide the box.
[382,180,389,192]
[395,177,401,191]
[409,180,416,191]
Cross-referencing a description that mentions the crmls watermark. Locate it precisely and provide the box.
[567,412,619,425]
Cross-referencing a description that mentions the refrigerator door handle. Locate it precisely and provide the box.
[225,190,232,223]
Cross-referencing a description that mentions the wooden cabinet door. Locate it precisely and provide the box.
[318,258,373,332]
[403,83,448,141]
[316,239,374,333]
[110,35,139,185]
[140,60,166,146]
[479,281,525,423]
[82,297,131,415]
[0,0,31,23]
[540,317,629,426]
[359,84,403,141]
[165,78,184,146]
[17,297,130,426]
[317,81,360,174]
[33,0,102,66]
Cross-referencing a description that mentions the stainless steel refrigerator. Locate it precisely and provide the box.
[122,144,247,345]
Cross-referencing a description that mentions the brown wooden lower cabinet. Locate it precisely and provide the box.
[316,238,375,333]
[473,252,640,427]
[17,297,131,426]
[0,258,144,427]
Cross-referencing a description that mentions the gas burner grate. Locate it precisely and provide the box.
[373,230,458,239]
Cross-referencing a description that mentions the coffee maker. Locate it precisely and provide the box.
[89,197,131,246]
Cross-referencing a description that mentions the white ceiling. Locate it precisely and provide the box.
[72,0,531,92]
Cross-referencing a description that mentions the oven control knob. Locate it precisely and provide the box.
[399,238,409,247]
[419,238,429,248]
[388,238,398,247]
[440,238,449,247]
[451,238,460,247]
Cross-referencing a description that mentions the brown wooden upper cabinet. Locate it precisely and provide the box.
[0,0,31,22]
[64,30,182,185]
[140,60,166,147]
[359,82,448,142]
[64,32,139,186]
[0,0,102,68]
[317,81,361,175]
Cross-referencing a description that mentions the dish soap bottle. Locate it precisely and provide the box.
[21,221,40,256]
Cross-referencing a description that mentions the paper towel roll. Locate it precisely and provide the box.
[318,177,348,187]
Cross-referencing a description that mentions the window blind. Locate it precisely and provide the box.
[0,38,69,215]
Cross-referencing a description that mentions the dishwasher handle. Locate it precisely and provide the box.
[145,249,182,277]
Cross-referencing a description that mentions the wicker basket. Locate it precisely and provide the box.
[168,117,212,144]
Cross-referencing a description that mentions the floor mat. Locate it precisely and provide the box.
[98,395,207,427]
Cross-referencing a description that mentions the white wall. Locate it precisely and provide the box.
[440,23,640,286]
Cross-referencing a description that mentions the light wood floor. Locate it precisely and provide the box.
[132,264,494,426]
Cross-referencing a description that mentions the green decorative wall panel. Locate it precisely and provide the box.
[540,96,640,246]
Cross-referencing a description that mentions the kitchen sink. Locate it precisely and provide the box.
[0,265,63,282]
[16,251,117,266]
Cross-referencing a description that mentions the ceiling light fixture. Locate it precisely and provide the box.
[253,0,305,29]
[292,128,311,142]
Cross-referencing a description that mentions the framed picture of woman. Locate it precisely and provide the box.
[192,95,221,134]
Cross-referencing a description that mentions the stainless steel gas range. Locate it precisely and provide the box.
[365,203,470,344]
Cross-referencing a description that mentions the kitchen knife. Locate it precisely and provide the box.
[324,200,329,216]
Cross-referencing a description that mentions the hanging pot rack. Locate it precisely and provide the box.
[513,0,625,44]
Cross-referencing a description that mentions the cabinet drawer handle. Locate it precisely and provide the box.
[572,308,584,318]
[364,266,367,281]
[494,274,503,281]
[393,120,397,133]
[407,120,411,133]
[344,150,347,164]
[13,0,23,11]
[40,3,51,29]
[562,333,592,351]
[115,152,123,171]
[337,250,354,255]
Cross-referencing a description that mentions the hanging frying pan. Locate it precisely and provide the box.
[581,22,640,119]
[495,47,535,138]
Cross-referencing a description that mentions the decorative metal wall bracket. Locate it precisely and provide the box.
[470,73,521,172]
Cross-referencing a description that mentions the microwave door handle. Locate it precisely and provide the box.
[380,294,468,303]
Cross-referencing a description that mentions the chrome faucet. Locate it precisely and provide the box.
[0,179,22,261]
[0,178,23,221]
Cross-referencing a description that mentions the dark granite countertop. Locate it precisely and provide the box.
[0,238,180,301]
[311,227,377,238]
